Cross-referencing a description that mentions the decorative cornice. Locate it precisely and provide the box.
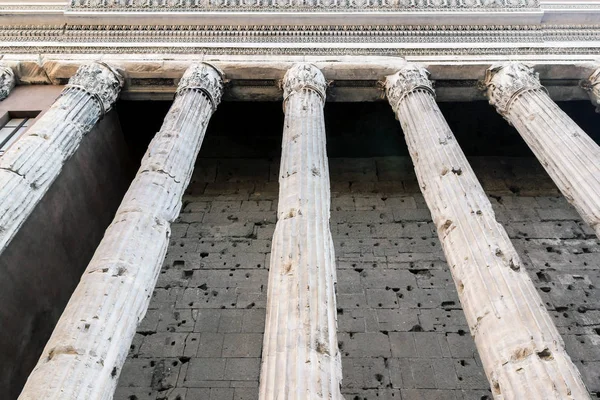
[282,63,327,106]
[68,0,540,12]
[0,65,15,101]
[581,68,600,113]
[3,45,600,56]
[385,62,434,109]
[1,24,600,48]
[64,61,124,115]
[484,62,544,116]
[176,62,224,110]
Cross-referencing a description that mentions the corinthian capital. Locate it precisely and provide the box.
[582,68,600,113]
[177,62,224,110]
[385,63,434,110]
[282,63,327,104]
[0,65,15,101]
[484,62,543,116]
[65,62,124,115]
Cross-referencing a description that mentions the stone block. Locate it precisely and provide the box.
[222,334,263,358]
[224,358,261,381]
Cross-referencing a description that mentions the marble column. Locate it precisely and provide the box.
[0,65,15,100]
[0,62,123,256]
[259,63,343,400]
[582,67,600,112]
[18,63,223,399]
[386,63,590,400]
[485,62,600,239]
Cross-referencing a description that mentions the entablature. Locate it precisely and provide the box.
[1,54,597,102]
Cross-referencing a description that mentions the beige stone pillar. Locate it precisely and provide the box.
[583,67,600,112]
[0,65,15,100]
[259,63,343,400]
[0,62,123,256]
[386,63,590,400]
[485,62,600,239]
[18,63,223,399]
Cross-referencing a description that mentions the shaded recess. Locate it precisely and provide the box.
[116,100,600,162]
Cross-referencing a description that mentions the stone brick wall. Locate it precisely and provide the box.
[115,155,600,400]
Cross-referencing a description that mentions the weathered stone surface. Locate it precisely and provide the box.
[0,65,15,100]
[485,62,600,239]
[387,63,590,400]
[0,62,122,256]
[18,63,223,399]
[113,153,600,400]
[259,63,343,399]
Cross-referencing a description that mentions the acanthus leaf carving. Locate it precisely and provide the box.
[0,65,16,101]
[176,62,224,110]
[484,62,544,116]
[582,67,600,113]
[64,61,124,115]
[385,62,434,110]
[282,63,327,106]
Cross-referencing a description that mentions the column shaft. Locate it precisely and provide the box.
[0,62,122,255]
[18,63,223,399]
[386,64,590,400]
[259,63,343,400]
[486,63,600,238]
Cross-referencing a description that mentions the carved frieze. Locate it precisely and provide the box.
[0,66,15,101]
[69,0,539,11]
[484,62,544,116]
[64,62,124,114]
[177,62,224,109]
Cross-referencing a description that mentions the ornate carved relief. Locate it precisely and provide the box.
[177,62,224,109]
[3,44,600,56]
[0,24,600,54]
[69,0,539,11]
[65,62,124,114]
[385,62,434,109]
[484,62,544,116]
[282,63,327,105]
[582,68,600,112]
[0,66,15,101]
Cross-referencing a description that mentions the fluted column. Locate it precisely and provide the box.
[0,65,15,100]
[582,67,600,112]
[259,63,343,400]
[386,64,590,400]
[485,63,600,239]
[18,63,223,400]
[0,62,123,256]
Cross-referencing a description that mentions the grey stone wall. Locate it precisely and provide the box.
[115,155,600,400]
